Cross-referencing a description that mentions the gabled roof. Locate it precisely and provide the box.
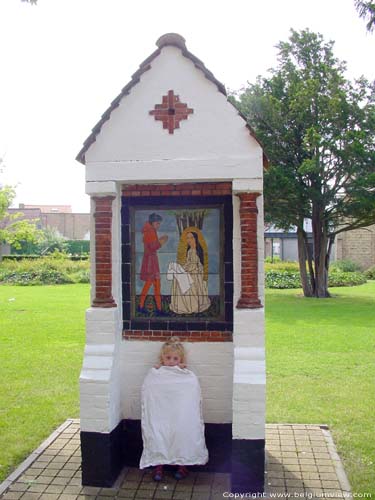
[76,33,267,168]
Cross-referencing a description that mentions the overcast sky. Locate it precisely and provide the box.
[0,0,373,213]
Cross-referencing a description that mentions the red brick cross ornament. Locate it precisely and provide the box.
[149,90,193,134]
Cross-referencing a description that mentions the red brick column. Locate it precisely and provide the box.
[236,192,262,309]
[92,196,116,308]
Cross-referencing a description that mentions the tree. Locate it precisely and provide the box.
[0,185,42,260]
[232,29,375,298]
[355,1,375,32]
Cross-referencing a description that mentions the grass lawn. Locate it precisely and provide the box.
[0,284,89,483]
[0,282,374,493]
[266,281,375,494]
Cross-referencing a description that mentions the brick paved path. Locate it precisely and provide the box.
[0,420,351,499]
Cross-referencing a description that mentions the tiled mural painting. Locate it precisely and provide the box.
[133,207,222,319]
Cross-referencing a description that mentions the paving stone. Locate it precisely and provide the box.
[33,475,54,484]
[20,493,43,499]
[98,487,118,496]
[122,481,142,490]
[299,464,318,472]
[135,490,155,499]
[63,486,83,495]
[302,472,320,480]
[45,484,65,494]
[266,477,285,487]
[8,483,29,493]
[0,421,351,500]
[117,490,137,498]
[285,478,304,487]
[138,482,157,490]
[284,471,302,479]
[172,493,192,500]
[153,489,174,499]
[80,486,101,495]
[266,470,284,479]
[67,478,82,486]
[51,477,70,486]
[303,479,323,488]
[27,484,46,493]
[1,493,24,500]
[283,464,300,472]
[322,480,341,488]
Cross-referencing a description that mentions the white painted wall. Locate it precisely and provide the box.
[120,342,234,423]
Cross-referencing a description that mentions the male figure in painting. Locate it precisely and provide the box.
[138,213,168,315]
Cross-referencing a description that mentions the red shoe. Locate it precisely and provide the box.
[153,464,163,481]
[174,465,188,480]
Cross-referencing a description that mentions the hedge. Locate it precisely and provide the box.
[365,265,375,280]
[0,256,90,285]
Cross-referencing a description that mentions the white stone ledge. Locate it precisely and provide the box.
[232,423,265,440]
[232,178,263,193]
[234,334,265,348]
[82,355,113,370]
[80,394,109,408]
[85,333,117,345]
[85,181,118,196]
[86,158,262,182]
[234,308,265,323]
[80,369,111,383]
[233,384,265,399]
[233,360,266,375]
[86,321,118,335]
[233,373,266,385]
[80,418,110,433]
[80,383,110,396]
[84,344,115,357]
[234,413,265,426]
[234,348,265,361]
[86,307,120,322]
[203,411,233,422]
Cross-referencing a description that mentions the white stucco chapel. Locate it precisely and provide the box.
[76,33,266,494]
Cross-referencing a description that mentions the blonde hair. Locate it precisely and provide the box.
[159,336,186,365]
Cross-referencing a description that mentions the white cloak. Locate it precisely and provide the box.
[139,366,209,468]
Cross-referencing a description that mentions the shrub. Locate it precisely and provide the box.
[0,269,73,285]
[0,256,90,285]
[328,271,367,287]
[264,260,300,272]
[365,265,375,280]
[264,266,367,289]
[265,270,301,289]
[265,256,281,263]
[330,259,362,273]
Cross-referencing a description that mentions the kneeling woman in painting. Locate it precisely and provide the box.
[139,337,208,481]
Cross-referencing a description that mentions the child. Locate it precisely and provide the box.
[139,337,208,481]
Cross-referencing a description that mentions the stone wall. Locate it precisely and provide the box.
[336,224,375,270]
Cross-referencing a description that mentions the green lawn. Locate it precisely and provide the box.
[0,284,89,483]
[266,282,375,494]
[0,282,374,493]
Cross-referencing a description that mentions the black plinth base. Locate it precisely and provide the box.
[231,438,265,494]
[80,420,265,492]
[80,421,123,487]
